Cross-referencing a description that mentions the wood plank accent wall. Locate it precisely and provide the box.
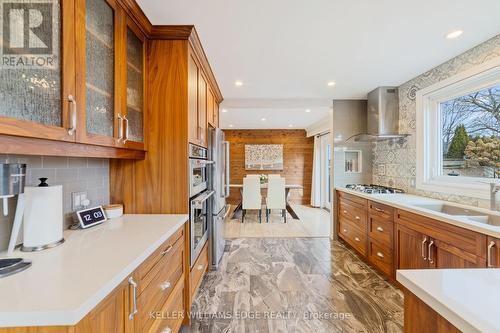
[224,129,313,205]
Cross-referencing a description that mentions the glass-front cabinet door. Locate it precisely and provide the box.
[76,0,123,147]
[123,19,145,149]
[0,0,76,141]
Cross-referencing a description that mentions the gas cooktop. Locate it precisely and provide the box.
[345,184,405,194]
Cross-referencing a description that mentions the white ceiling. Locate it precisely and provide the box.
[137,0,500,129]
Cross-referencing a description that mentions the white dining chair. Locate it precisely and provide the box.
[266,176,286,223]
[242,176,262,223]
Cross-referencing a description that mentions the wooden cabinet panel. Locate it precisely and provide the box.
[368,240,393,276]
[368,215,393,247]
[396,224,429,270]
[75,279,128,333]
[339,218,367,256]
[487,236,500,268]
[338,191,367,208]
[207,88,215,127]
[339,200,367,231]
[188,54,199,145]
[0,0,76,143]
[431,239,486,269]
[197,72,207,147]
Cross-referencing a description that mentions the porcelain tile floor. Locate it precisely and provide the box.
[224,205,331,238]
[183,238,403,333]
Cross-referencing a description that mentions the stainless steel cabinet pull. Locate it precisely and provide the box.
[123,115,129,143]
[197,264,204,270]
[161,245,173,255]
[428,240,434,264]
[355,216,360,220]
[374,207,384,213]
[160,280,171,290]
[128,277,138,320]
[376,252,384,258]
[68,95,77,135]
[421,237,428,260]
[161,327,172,333]
[376,226,384,232]
[354,237,360,242]
[117,114,124,143]
[488,241,495,268]
[343,210,347,214]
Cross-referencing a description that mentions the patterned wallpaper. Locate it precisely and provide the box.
[373,34,500,207]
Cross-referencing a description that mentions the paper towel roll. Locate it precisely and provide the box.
[22,185,64,250]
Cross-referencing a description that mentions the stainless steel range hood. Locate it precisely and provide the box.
[347,87,410,142]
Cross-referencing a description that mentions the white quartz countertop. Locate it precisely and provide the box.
[0,214,188,328]
[397,269,500,333]
[335,187,500,238]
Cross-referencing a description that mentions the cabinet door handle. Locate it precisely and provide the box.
[355,216,360,220]
[343,229,347,233]
[428,240,434,264]
[160,280,171,291]
[161,327,172,333]
[376,251,384,258]
[197,264,204,271]
[67,95,77,135]
[421,237,428,260]
[374,207,384,213]
[122,115,129,143]
[488,241,495,268]
[343,210,347,214]
[161,245,173,256]
[376,226,384,232]
[354,237,360,242]
[128,277,138,320]
[117,113,124,143]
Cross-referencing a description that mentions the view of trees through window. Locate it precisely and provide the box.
[440,84,500,179]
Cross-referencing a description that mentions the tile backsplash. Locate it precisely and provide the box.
[372,34,500,208]
[0,155,110,251]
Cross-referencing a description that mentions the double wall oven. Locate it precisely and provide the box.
[189,144,213,266]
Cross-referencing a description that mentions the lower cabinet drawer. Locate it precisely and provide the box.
[368,240,393,277]
[190,241,209,300]
[136,239,184,332]
[147,278,185,333]
[339,218,366,256]
[368,215,393,246]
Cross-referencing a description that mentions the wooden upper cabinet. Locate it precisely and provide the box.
[0,0,76,142]
[487,236,500,268]
[198,72,207,147]
[76,0,125,148]
[188,54,200,146]
[123,18,145,150]
[397,224,430,270]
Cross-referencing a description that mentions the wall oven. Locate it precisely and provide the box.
[190,190,214,266]
[189,144,213,197]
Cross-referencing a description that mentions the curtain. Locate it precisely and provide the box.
[311,135,322,207]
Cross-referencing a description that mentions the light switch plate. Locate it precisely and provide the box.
[72,191,88,211]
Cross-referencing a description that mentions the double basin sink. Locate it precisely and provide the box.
[412,203,500,227]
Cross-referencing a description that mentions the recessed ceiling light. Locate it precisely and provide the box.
[235,81,243,86]
[222,109,228,113]
[261,118,266,121]
[446,30,463,39]
[305,109,311,113]
[228,124,234,128]
[327,81,336,87]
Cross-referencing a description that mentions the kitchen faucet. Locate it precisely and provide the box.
[490,182,500,211]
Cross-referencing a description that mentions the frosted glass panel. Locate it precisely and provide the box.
[126,28,144,142]
[86,0,114,137]
[0,0,62,126]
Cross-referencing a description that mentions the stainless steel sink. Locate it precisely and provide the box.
[412,203,484,216]
[468,215,500,227]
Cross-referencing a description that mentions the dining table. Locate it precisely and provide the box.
[229,183,304,220]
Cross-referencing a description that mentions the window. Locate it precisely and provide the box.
[416,59,500,199]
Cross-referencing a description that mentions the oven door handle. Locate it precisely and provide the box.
[198,160,214,165]
[191,190,215,209]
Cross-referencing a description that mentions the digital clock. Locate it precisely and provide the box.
[76,206,107,229]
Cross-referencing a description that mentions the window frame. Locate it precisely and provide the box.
[416,58,500,200]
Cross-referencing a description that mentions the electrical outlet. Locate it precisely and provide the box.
[72,191,88,211]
